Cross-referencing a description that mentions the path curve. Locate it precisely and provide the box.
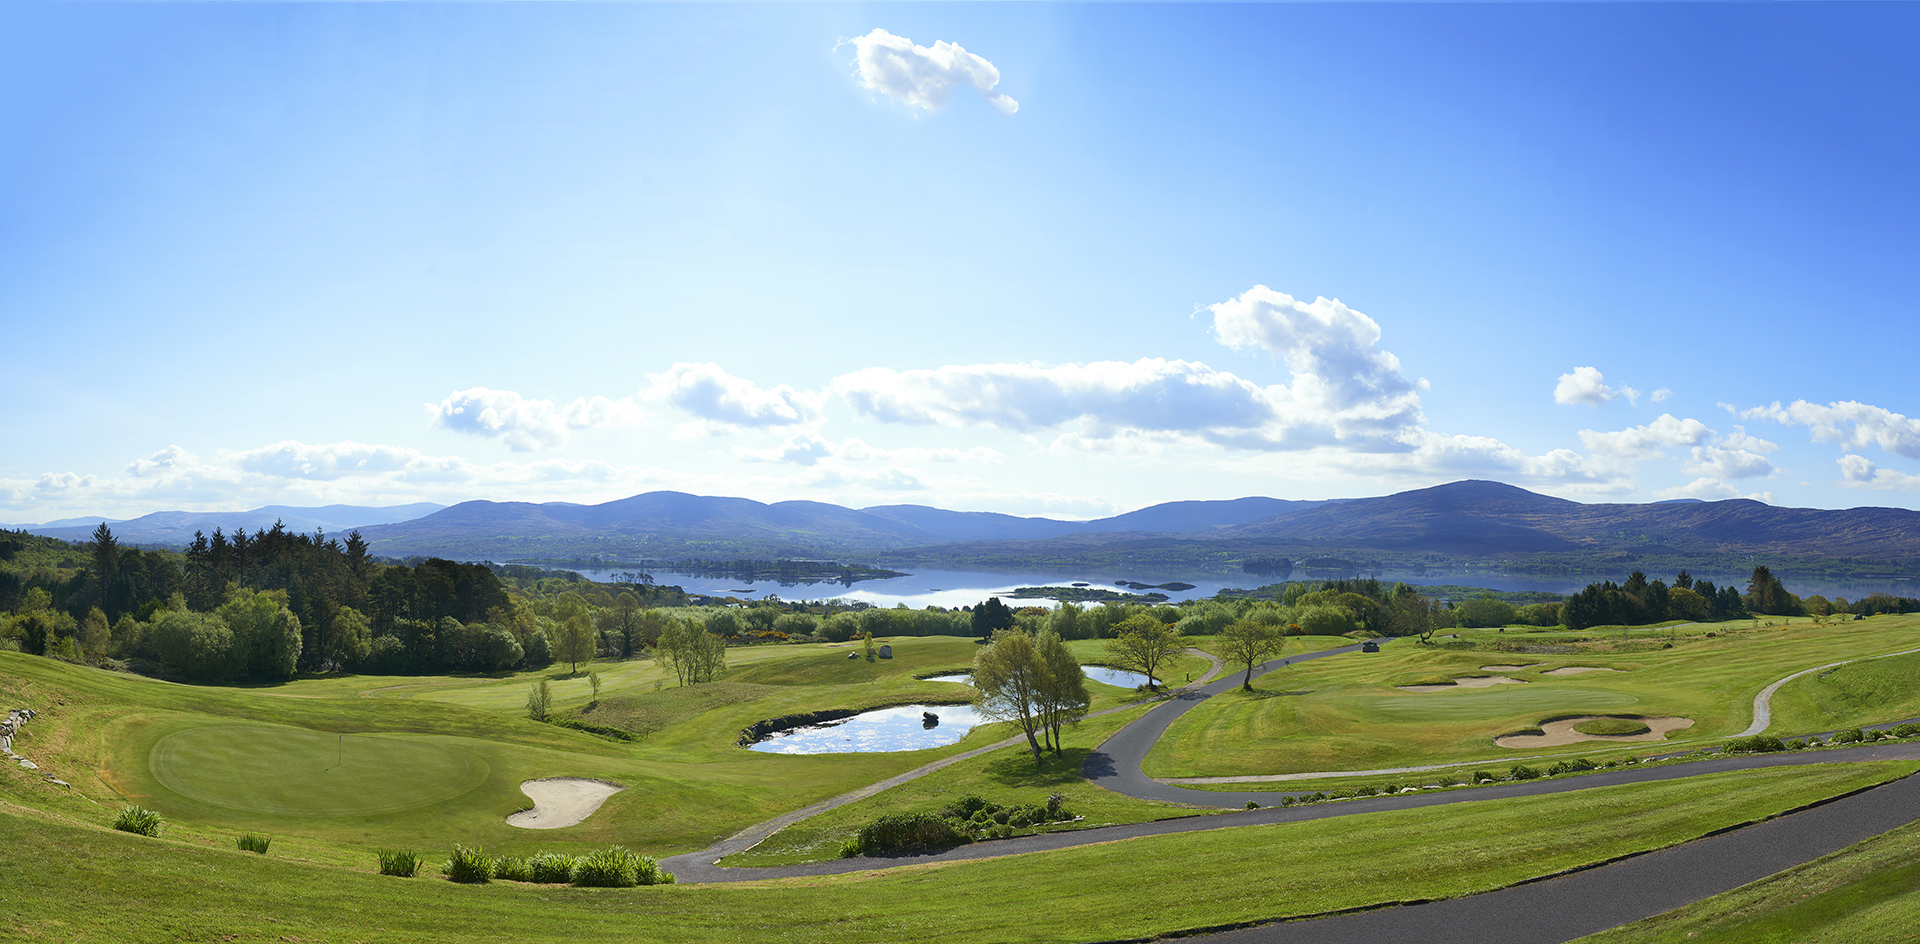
[662,637,1920,944]
[1737,643,1920,737]
[663,646,1228,871]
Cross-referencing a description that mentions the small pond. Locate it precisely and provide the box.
[922,666,1154,689]
[748,703,989,754]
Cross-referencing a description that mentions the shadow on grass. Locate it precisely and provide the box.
[983,747,1096,788]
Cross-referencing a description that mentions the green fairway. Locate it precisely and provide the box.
[1145,616,1920,777]
[149,724,490,816]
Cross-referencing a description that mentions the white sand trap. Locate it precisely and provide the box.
[1480,664,1541,672]
[506,778,626,829]
[1542,666,1619,676]
[1494,715,1693,748]
[1398,675,1526,692]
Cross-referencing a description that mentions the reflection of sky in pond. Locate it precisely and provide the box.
[921,666,1151,689]
[1083,666,1151,688]
[749,703,988,754]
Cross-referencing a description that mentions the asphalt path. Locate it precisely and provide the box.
[663,637,1920,943]
[1082,641,1372,806]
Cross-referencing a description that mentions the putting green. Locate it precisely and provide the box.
[149,724,490,816]
[1354,687,1641,722]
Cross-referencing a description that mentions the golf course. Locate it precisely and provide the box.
[7,615,1920,942]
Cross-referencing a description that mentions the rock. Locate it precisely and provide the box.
[18,759,38,770]
[878,645,893,659]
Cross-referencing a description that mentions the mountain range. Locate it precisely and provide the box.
[18,482,1920,574]
[8,503,447,546]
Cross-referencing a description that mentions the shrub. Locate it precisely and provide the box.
[444,844,493,884]
[111,806,162,837]
[1546,758,1597,776]
[1436,775,1464,787]
[1045,792,1067,819]
[1245,800,1261,810]
[491,855,532,882]
[572,847,640,887]
[528,852,581,884]
[1352,785,1379,797]
[1893,723,1920,738]
[845,812,972,857]
[940,795,990,820]
[1832,727,1866,744]
[1724,735,1787,754]
[377,849,422,878]
[1279,795,1298,807]
[1473,771,1498,783]
[236,834,271,854]
[1508,765,1542,781]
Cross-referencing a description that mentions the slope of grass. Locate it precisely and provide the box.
[1576,818,1920,944]
[1,761,1909,944]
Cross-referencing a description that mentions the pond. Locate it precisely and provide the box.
[923,665,1154,689]
[747,703,989,754]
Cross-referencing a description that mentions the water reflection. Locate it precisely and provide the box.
[922,666,1153,689]
[748,703,988,754]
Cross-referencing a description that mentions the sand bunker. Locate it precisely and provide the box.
[1542,666,1620,677]
[1480,664,1541,672]
[1494,716,1693,748]
[1398,675,1526,693]
[506,778,626,829]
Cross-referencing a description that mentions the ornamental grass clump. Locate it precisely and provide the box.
[376,849,421,878]
[111,805,162,837]
[528,852,581,884]
[236,834,271,854]
[444,844,493,884]
[490,855,533,882]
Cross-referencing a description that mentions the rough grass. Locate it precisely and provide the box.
[0,762,1909,944]
[1770,647,1920,733]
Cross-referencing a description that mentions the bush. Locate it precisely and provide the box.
[1832,727,1866,745]
[1893,723,1920,738]
[569,847,671,887]
[111,806,162,837]
[444,844,493,884]
[236,834,271,854]
[940,795,990,820]
[1473,771,1498,783]
[377,849,422,878]
[528,852,581,884]
[1245,800,1261,809]
[845,812,972,857]
[1508,765,1542,781]
[1045,792,1067,819]
[491,855,532,882]
[1723,735,1787,754]
[1546,758,1597,776]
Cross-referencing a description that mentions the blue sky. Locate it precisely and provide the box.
[5,2,1920,524]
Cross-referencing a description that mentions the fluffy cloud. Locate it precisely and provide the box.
[1553,366,1647,407]
[849,29,1018,115]
[1836,454,1920,490]
[834,358,1279,434]
[738,433,1005,467]
[1742,399,1920,460]
[427,387,642,452]
[1208,286,1424,434]
[1577,414,1712,461]
[232,441,470,482]
[645,363,823,431]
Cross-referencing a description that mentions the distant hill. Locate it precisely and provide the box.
[20,503,446,546]
[349,492,1317,559]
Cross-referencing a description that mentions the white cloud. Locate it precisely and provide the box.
[1553,366,1651,406]
[1208,286,1424,434]
[427,387,642,452]
[800,463,930,492]
[1653,478,1772,503]
[834,358,1278,434]
[1577,414,1713,460]
[1742,399,1920,460]
[1836,454,1920,491]
[1649,388,1672,403]
[848,29,1018,115]
[645,363,823,431]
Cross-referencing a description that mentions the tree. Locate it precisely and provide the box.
[556,612,596,674]
[657,619,726,685]
[1034,630,1090,754]
[526,678,552,722]
[88,524,120,616]
[971,629,1052,769]
[971,597,1016,639]
[1219,619,1285,690]
[1104,615,1182,690]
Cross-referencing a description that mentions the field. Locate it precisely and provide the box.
[5,617,1920,942]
